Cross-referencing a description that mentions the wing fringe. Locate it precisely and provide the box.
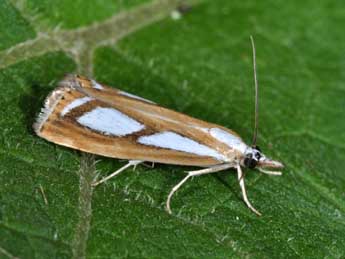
[33,74,79,134]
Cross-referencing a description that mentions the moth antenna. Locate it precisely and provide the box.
[250,35,259,147]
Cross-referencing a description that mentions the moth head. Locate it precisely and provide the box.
[242,146,284,170]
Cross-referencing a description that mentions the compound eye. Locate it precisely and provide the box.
[244,156,258,169]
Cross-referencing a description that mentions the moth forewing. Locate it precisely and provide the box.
[34,75,233,167]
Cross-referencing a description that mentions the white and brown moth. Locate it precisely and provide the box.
[34,39,283,215]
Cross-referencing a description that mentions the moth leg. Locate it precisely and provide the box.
[142,162,155,168]
[166,163,233,214]
[258,168,282,176]
[92,160,143,187]
[237,164,262,216]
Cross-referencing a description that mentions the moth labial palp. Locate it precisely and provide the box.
[33,37,284,216]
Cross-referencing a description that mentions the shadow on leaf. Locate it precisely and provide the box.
[19,83,51,135]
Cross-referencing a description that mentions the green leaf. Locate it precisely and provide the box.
[0,1,35,50]
[1,0,345,258]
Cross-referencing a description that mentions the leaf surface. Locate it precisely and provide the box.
[0,0,344,258]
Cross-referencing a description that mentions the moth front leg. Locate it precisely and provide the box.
[237,164,261,216]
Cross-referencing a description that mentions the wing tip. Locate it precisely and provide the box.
[33,74,79,135]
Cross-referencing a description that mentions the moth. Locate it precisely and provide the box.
[34,38,283,215]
